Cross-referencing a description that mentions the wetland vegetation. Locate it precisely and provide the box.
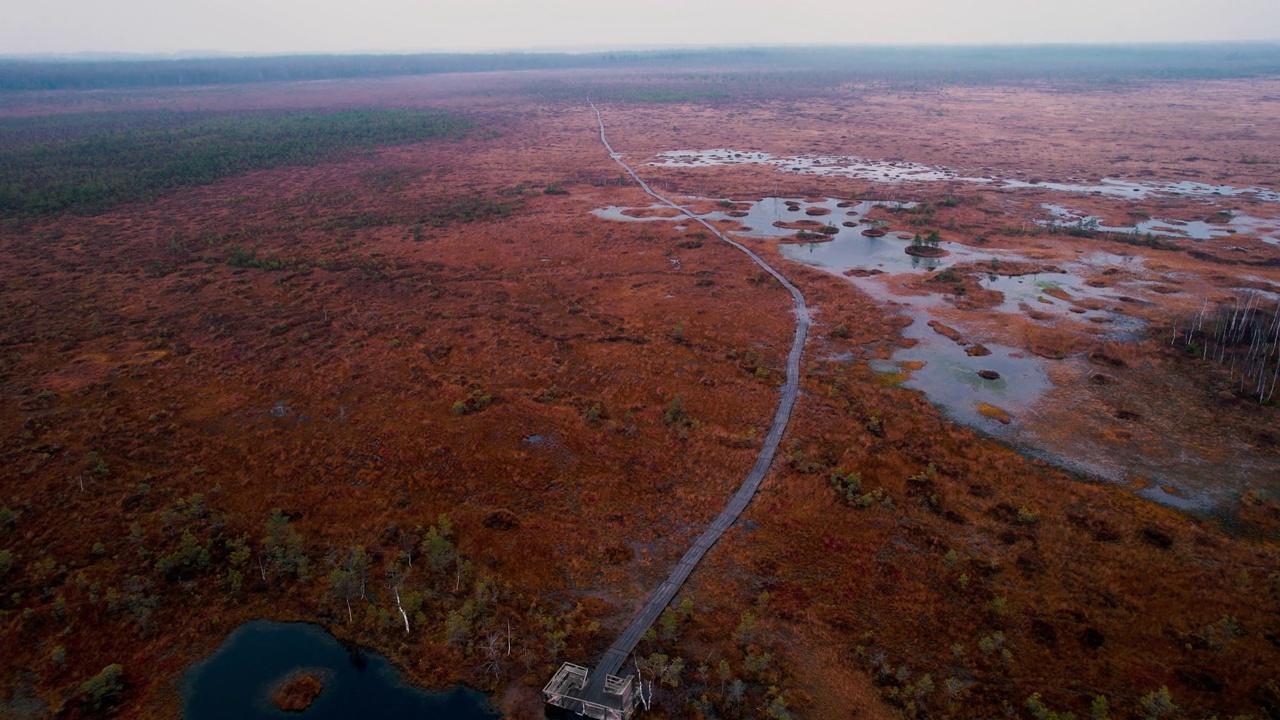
[0,48,1277,720]
[0,109,473,218]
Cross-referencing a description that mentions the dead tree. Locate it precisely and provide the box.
[1173,291,1280,403]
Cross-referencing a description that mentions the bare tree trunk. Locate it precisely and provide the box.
[346,597,352,624]
[1220,296,1240,364]
[1194,301,1209,359]
[1269,353,1280,404]
[394,587,409,634]
[634,656,652,710]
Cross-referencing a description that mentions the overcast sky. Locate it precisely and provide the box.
[4,0,1279,56]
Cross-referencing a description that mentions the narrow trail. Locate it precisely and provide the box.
[585,100,812,684]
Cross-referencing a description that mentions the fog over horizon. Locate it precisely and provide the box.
[4,0,1279,57]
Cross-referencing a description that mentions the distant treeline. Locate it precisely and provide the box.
[0,109,472,218]
[3,44,1280,91]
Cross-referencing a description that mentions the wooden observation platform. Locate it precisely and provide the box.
[543,663,640,720]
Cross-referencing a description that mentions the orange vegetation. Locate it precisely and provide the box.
[272,673,324,713]
[0,72,1277,720]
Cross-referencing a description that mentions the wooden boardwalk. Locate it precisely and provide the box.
[579,101,812,694]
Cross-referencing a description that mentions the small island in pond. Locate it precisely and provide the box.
[272,672,324,713]
[905,232,948,257]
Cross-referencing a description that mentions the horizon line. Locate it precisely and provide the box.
[5,39,1280,63]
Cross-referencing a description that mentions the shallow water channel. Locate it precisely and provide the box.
[596,196,1087,429]
[649,149,1280,203]
[182,621,498,720]
[598,195,1170,418]
[1040,203,1280,246]
[593,195,1277,511]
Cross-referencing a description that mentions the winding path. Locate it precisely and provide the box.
[584,101,812,685]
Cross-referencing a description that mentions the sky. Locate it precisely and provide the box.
[3,0,1279,56]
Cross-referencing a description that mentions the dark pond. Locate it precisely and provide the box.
[182,620,499,720]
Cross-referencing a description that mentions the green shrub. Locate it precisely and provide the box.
[262,509,309,580]
[84,451,109,476]
[852,488,892,509]
[1091,696,1110,720]
[1026,692,1076,720]
[829,468,863,504]
[664,395,698,430]
[1139,687,1176,720]
[866,414,883,436]
[419,515,457,577]
[78,664,125,710]
[931,267,961,284]
[978,632,1005,655]
[452,391,495,416]
[155,530,210,577]
[1198,615,1245,651]
[733,612,758,645]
